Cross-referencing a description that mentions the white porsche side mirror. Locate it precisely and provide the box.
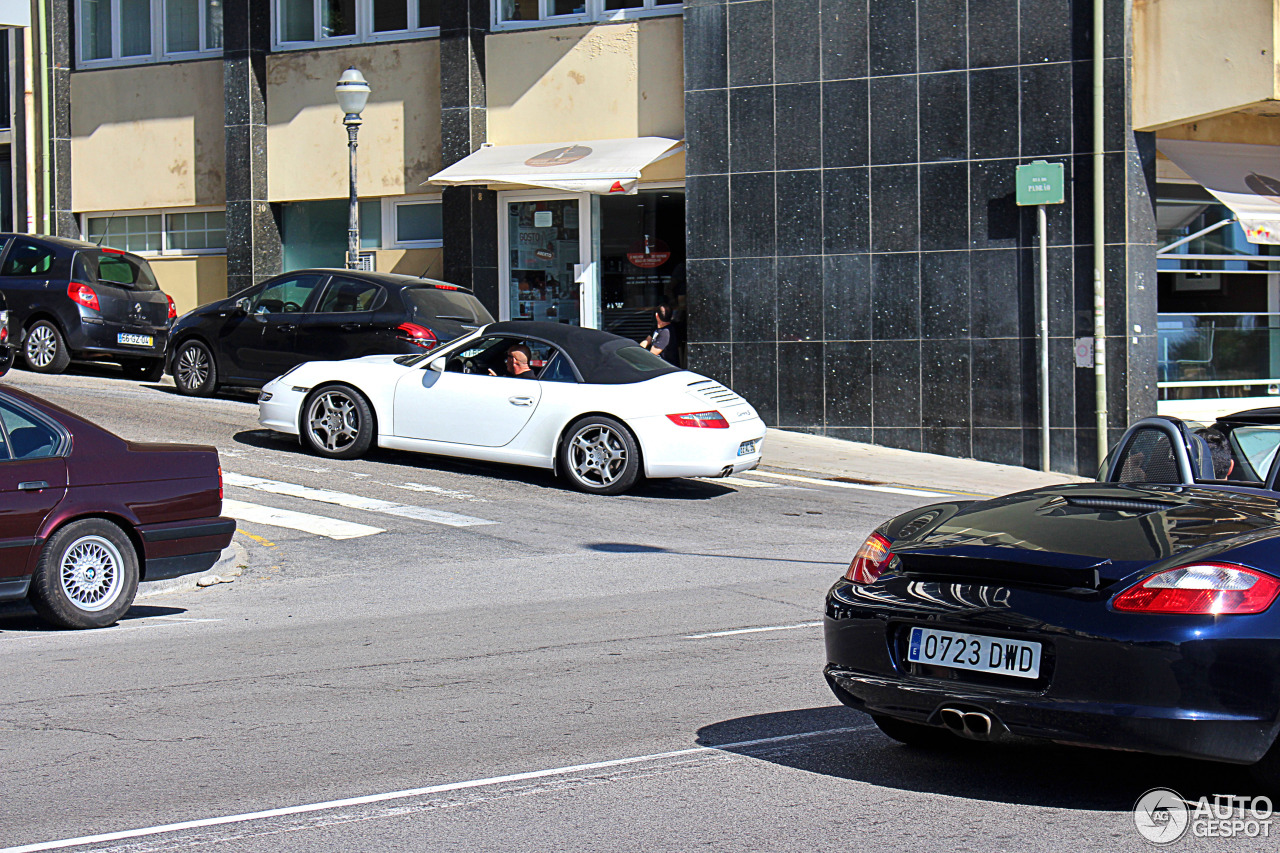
[429,357,446,372]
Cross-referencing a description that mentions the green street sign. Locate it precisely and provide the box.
[1016,160,1065,206]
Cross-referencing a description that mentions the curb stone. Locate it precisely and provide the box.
[138,540,249,599]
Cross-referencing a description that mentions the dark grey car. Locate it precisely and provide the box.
[0,234,175,380]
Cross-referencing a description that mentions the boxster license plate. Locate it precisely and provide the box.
[738,439,758,456]
[907,627,1042,680]
[117,333,153,347]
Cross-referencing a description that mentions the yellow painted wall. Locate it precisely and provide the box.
[487,18,684,146]
[1158,112,1280,146]
[150,255,229,314]
[1134,0,1279,131]
[70,60,225,212]
[267,41,441,202]
[373,248,443,279]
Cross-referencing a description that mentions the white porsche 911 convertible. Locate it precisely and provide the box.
[257,321,765,494]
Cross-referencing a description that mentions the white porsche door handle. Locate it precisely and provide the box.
[508,396,534,406]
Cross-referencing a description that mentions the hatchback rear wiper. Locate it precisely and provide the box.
[435,314,475,322]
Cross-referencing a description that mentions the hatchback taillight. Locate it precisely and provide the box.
[166,294,177,320]
[396,322,438,350]
[68,281,99,311]
[845,533,893,585]
[1113,563,1280,614]
[218,466,223,502]
[666,411,729,428]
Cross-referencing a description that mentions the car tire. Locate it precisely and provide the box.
[121,358,164,382]
[871,715,959,749]
[558,415,641,495]
[23,320,71,374]
[173,340,218,397]
[301,384,375,460]
[29,519,140,630]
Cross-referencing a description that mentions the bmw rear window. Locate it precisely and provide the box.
[75,251,160,291]
[402,287,493,325]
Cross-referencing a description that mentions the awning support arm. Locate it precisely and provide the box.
[1157,217,1236,255]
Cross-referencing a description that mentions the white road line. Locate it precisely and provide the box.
[222,499,384,540]
[0,726,871,853]
[224,473,495,528]
[685,621,823,639]
[746,470,952,498]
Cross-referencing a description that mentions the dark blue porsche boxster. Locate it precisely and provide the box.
[824,409,1280,787]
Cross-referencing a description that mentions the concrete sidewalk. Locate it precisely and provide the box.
[759,428,1087,497]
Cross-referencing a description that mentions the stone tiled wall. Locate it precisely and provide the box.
[683,0,1157,474]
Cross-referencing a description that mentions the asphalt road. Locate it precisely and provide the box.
[0,365,1266,852]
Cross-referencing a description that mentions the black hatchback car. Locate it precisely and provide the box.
[166,269,494,396]
[0,234,175,380]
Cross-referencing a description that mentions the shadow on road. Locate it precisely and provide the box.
[143,383,259,404]
[231,428,738,499]
[696,706,1261,809]
[0,602,189,633]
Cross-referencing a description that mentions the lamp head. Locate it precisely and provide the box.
[335,67,371,118]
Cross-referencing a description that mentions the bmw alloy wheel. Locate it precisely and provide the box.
[59,534,125,613]
[568,423,629,489]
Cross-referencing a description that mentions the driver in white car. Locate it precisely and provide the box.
[488,343,537,379]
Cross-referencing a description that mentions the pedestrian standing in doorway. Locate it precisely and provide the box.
[641,304,680,367]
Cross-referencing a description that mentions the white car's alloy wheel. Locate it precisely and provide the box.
[562,416,640,495]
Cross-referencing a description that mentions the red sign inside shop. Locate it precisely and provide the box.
[626,237,671,269]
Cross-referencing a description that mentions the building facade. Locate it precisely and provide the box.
[3,1,1273,476]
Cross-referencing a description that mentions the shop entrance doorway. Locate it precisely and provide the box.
[496,188,686,363]
[598,191,686,363]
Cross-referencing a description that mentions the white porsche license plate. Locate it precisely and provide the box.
[117,333,153,347]
[737,439,758,456]
[907,627,1042,680]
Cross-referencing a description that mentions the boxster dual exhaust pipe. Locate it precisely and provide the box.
[938,706,1003,740]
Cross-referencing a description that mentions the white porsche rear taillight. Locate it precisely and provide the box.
[1113,563,1280,615]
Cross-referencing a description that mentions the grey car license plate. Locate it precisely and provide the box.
[738,439,758,456]
[907,627,1042,679]
[117,333,153,347]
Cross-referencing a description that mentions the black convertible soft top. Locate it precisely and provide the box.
[482,320,683,385]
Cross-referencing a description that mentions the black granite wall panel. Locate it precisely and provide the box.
[224,0,281,296]
[683,0,1156,473]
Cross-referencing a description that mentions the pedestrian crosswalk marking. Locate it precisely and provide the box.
[224,472,496,528]
[222,500,384,540]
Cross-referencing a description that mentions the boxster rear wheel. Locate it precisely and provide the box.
[559,416,640,495]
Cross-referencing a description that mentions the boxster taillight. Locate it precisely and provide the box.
[1113,563,1280,615]
[666,411,729,428]
[396,323,438,350]
[845,533,893,585]
[68,282,99,311]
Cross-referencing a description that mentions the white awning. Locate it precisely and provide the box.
[1157,139,1280,245]
[425,137,683,195]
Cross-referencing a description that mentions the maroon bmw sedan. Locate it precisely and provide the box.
[0,385,233,629]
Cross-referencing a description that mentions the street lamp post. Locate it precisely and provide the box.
[335,67,371,270]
